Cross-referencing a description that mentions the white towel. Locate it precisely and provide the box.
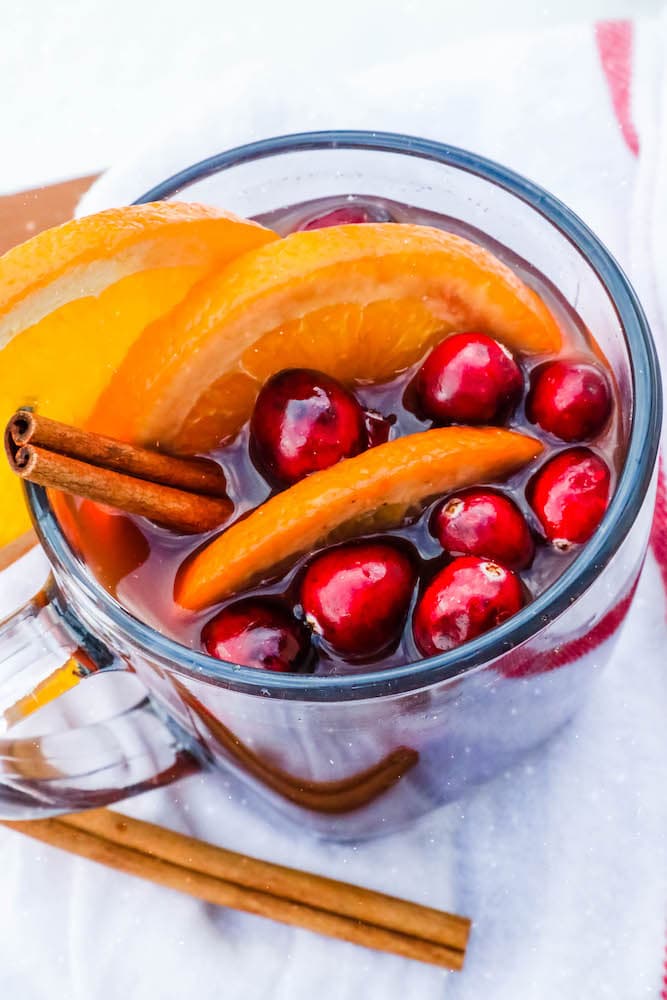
[2,16,667,1000]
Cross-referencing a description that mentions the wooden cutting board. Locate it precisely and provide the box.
[0,174,98,255]
[0,174,98,570]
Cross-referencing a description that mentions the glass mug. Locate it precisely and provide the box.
[0,132,661,838]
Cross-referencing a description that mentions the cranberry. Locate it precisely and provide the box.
[413,556,525,657]
[526,360,611,441]
[297,204,392,230]
[202,599,310,672]
[528,447,611,548]
[432,489,534,570]
[300,542,416,657]
[250,368,367,486]
[415,332,523,425]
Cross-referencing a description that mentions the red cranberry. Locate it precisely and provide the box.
[297,204,392,230]
[300,542,416,657]
[413,556,525,657]
[432,489,534,570]
[526,360,611,441]
[528,447,611,548]
[415,332,523,425]
[250,368,367,486]
[202,599,310,672]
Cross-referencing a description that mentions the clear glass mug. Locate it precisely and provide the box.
[0,132,661,837]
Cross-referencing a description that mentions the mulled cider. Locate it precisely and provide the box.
[53,195,620,678]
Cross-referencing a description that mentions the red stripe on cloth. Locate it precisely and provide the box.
[652,473,667,999]
[499,578,639,678]
[595,20,640,156]
[597,27,667,996]
[650,457,667,598]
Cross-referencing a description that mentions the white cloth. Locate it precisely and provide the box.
[2,16,667,1000]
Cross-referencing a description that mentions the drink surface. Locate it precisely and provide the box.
[58,195,623,676]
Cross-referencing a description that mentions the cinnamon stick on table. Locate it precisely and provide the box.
[4,410,232,534]
[3,809,470,970]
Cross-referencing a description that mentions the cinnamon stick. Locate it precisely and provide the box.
[4,412,232,534]
[178,683,420,814]
[64,808,468,953]
[8,445,230,534]
[2,810,469,970]
[8,410,227,497]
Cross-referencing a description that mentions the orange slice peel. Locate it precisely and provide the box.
[0,202,277,548]
[0,202,275,345]
[90,223,563,453]
[176,426,543,611]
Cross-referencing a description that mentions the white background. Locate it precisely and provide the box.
[0,0,662,193]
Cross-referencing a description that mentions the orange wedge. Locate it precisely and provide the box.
[90,224,563,453]
[176,426,542,611]
[0,203,277,547]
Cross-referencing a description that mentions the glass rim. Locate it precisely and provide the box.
[26,129,663,702]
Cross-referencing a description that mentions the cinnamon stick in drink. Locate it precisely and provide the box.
[4,411,232,534]
[7,409,227,496]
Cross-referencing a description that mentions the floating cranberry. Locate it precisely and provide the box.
[297,203,392,230]
[526,360,611,441]
[415,332,523,425]
[432,489,534,570]
[301,542,416,657]
[413,556,525,657]
[528,447,611,548]
[250,368,367,486]
[202,599,310,672]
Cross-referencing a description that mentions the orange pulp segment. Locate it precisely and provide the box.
[176,426,543,611]
[0,203,277,547]
[90,224,563,453]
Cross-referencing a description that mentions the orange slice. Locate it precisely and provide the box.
[176,426,542,611]
[90,224,563,453]
[0,203,277,547]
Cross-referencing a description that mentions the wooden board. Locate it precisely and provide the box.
[0,173,99,565]
[0,174,98,254]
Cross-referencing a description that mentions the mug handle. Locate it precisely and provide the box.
[0,578,199,819]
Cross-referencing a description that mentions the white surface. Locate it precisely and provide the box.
[0,0,663,193]
[2,9,667,1000]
